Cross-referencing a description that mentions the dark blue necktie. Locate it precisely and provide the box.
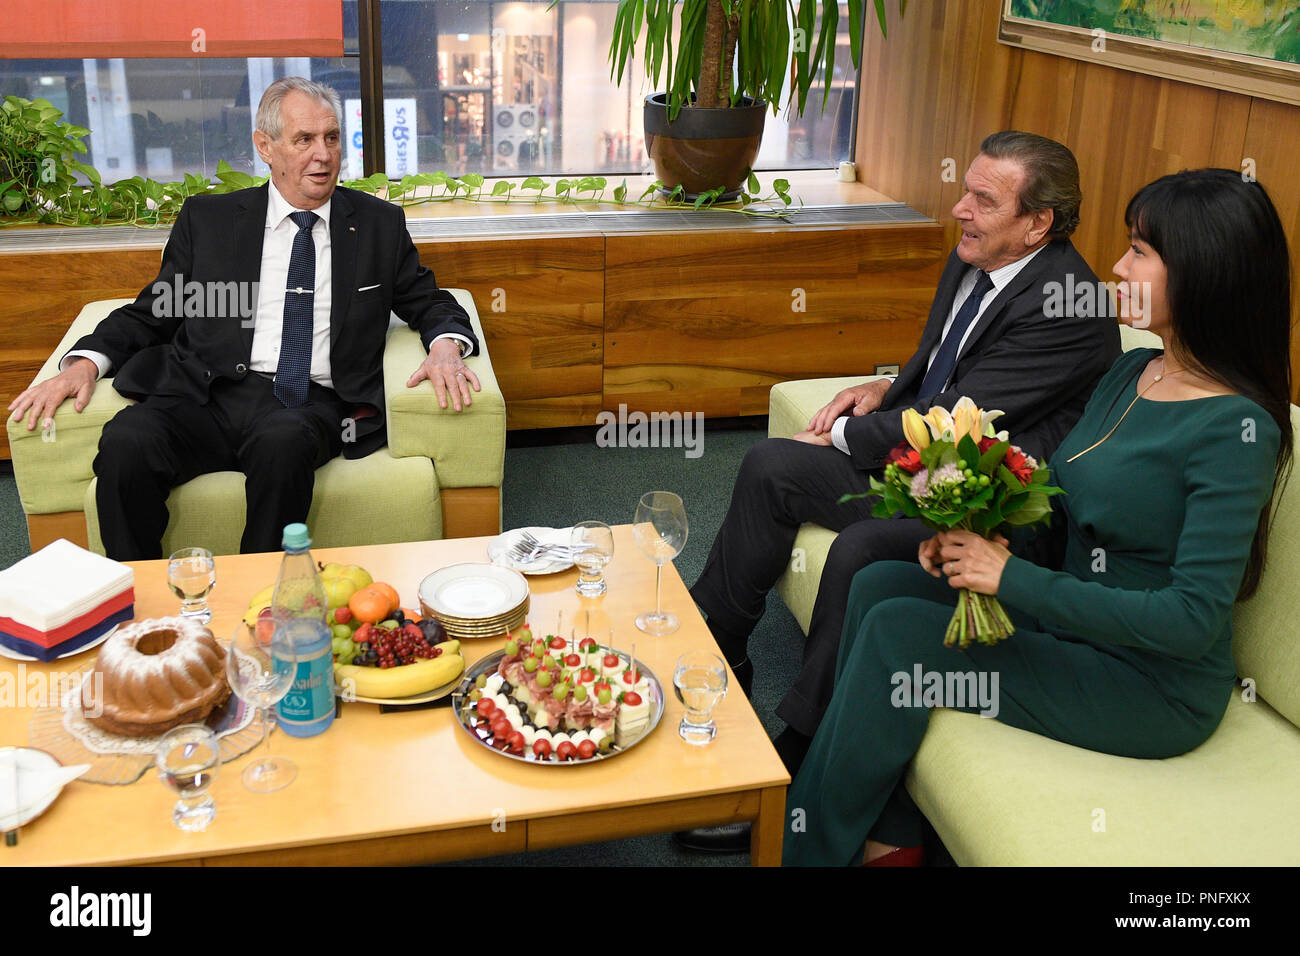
[918,269,994,400]
[274,210,319,408]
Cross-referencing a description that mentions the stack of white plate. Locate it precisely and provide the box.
[417,564,530,640]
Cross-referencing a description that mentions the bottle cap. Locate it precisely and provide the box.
[282,523,311,551]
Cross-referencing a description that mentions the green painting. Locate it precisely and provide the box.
[1008,1,1300,65]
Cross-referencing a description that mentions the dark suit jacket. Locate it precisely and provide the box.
[843,238,1120,470]
[73,183,477,458]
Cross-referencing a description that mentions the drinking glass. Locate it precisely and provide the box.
[227,619,297,793]
[155,724,220,831]
[633,491,689,635]
[168,547,215,622]
[673,651,728,745]
[571,521,615,597]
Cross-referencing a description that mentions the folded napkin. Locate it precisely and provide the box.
[0,539,134,661]
[0,758,90,829]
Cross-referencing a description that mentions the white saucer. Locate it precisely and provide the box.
[486,526,575,575]
[0,747,71,832]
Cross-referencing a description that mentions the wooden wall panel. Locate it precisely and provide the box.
[0,248,162,460]
[854,0,1300,398]
[604,224,945,418]
[412,235,606,431]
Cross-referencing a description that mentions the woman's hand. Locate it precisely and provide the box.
[928,530,1011,595]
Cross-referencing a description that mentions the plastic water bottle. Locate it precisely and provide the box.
[271,523,335,737]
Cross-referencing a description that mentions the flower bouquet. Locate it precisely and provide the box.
[846,397,1063,648]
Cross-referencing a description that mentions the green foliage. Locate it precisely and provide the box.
[852,436,1063,537]
[605,0,905,120]
[0,95,801,227]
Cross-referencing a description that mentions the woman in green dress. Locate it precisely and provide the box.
[783,168,1294,867]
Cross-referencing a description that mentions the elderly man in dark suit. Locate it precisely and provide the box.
[679,131,1121,852]
[8,77,478,560]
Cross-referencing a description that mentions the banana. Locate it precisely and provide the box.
[242,584,277,626]
[335,649,464,699]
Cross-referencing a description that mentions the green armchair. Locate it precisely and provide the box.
[767,325,1300,864]
[7,289,505,555]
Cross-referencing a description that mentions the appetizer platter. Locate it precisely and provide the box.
[451,627,664,765]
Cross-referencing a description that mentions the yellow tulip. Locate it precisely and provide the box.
[901,408,931,451]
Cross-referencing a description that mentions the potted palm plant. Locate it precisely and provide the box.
[611,0,904,199]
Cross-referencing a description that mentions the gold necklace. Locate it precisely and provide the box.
[1065,363,1186,462]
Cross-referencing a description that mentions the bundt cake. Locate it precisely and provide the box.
[82,617,231,737]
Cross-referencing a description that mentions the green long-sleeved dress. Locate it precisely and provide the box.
[782,348,1281,866]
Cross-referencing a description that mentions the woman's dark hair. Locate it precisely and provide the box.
[1125,168,1293,598]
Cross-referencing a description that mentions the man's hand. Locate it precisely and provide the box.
[791,428,834,447]
[406,338,480,411]
[923,529,1012,595]
[807,378,891,434]
[7,358,98,432]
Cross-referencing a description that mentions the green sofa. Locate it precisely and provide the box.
[7,289,506,555]
[769,326,1300,864]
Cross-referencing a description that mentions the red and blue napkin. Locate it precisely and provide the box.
[0,540,133,661]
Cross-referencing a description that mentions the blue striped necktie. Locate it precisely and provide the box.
[274,210,319,408]
[918,269,994,400]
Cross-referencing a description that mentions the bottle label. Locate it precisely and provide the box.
[276,622,334,727]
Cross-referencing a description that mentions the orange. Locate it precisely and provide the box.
[348,586,391,624]
[372,582,401,614]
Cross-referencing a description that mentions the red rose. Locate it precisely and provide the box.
[887,444,923,475]
[978,436,998,453]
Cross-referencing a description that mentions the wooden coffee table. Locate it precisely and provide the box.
[0,527,789,866]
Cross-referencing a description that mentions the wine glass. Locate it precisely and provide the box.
[227,618,297,793]
[673,651,728,745]
[168,547,215,622]
[633,491,689,635]
[571,520,614,597]
[156,724,220,831]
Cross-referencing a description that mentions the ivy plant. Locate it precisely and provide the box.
[0,94,797,229]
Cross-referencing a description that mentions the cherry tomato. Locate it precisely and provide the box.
[603,653,620,669]
[579,668,597,684]
[577,739,597,760]
[508,731,526,754]
[549,636,567,650]
[593,681,611,695]
[555,741,577,762]
[564,653,581,668]
[532,739,553,759]
[490,715,511,737]
[578,637,597,651]
[475,698,496,717]
[623,691,643,706]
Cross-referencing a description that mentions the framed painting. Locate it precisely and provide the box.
[998,1,1300,106]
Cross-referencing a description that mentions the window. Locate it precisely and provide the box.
[0,0,858,186]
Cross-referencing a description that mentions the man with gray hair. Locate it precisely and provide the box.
[679,130,1121,852]
[9,77,478,559]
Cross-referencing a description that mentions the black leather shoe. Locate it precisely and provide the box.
[672,822,752,854]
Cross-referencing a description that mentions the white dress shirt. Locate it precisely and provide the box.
[829,243,1047,454]
[64,179,472,382]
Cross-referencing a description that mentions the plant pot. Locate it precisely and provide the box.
[643,93,765,201]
